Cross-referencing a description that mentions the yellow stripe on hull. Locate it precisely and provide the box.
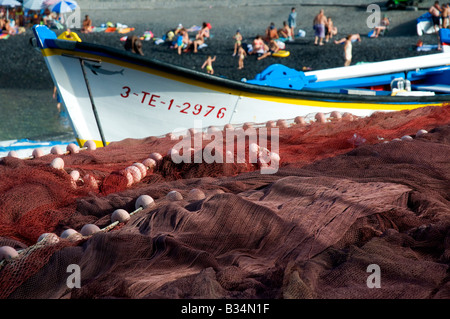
[41,48,442,112]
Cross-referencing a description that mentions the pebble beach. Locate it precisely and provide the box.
[0,0,444,91]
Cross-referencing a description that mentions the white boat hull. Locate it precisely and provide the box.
[33,26,449,148]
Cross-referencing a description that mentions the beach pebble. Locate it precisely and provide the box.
[330,111,342,120]
[7,150,18,158]
[83,140,97,151]
[391,138,402,142]
[32,148,44,158]
[37,233,59,244]
[294,116,306,125]
[66,143,80,154]
[132,162,147,178]
[51,146,63,155]
[80,224,101,236]
[416,129,428,137]
[125,165,142,183]
[315,112,326,123]
[166,190,183,201]
[188,188,206,201]
[401,135,413,141]
[50,157,64,170]
[0,246,19,261]
[149,152,163,162]
[111,209,130,223]
[135,194,155,209]
[142,158,156,170]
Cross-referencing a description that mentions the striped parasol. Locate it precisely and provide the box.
[48,0,78,13]
[23,0,47,11]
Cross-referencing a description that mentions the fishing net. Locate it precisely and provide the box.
[0,104,449,299]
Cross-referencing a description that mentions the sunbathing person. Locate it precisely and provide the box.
[278,21,293,42]
[193,22,211,53]
[257,39,280,60]
[264,22,279,42]
[370,16,390,38]
[81,15,93,33]
[249,35,267,55]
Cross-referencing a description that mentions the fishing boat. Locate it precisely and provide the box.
[33,25,450,148]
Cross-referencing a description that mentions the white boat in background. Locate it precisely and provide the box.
[32,25,450,148]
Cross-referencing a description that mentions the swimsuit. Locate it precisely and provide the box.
[206,65,213,72]
[288,12,297,28]
[345,42,352,60]
[314,24,325,38]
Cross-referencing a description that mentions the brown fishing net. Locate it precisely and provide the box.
[0,104,449,299]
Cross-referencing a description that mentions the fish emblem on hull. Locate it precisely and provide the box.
[85,62,125,76]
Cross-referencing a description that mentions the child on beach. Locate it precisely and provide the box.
[232,29,243,56]
[325,17,338,42]
[237,45,247,69]
[202,56,216,74]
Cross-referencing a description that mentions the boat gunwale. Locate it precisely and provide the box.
[48,37,450,105]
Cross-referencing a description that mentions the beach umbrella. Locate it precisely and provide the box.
[0,0,21,19]
[49,0,77,13]
[0,0,21,6]
[23,0,47,10]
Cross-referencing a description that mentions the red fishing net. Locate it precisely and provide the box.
[0,104,449,299]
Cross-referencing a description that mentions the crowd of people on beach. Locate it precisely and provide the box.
[5,2,450,71]
[0,6,66,36]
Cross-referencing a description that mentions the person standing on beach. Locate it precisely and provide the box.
[237,45,247,69]
[202,56,216,74]
[442,4,449,29]
[429,1,443,49]
[288,7,297,39]
[335,35,353,66]
[429,1,442,29]
[232,29,243,56]
[313,9,327,46]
